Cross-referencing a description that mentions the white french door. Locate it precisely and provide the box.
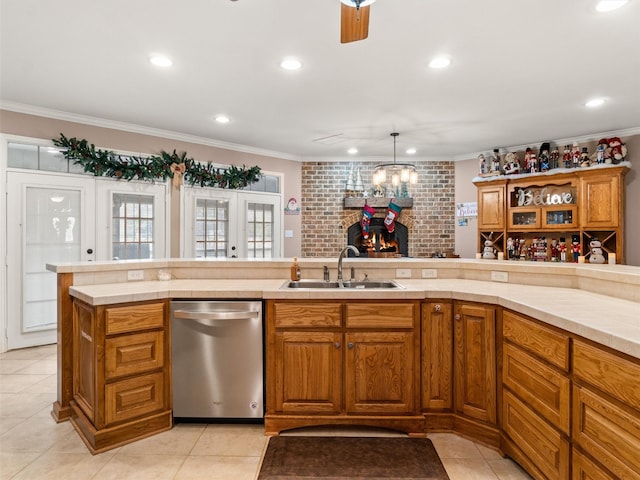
[95,179,168,260]
[6,172,96,349]
[182,187,282,258]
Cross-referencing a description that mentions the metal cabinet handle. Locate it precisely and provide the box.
[335,342,341,349]
[455,314,461,320]
[434,304,441,312]
[348,342,354,349]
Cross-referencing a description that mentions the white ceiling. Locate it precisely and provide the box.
[1,0,639,162]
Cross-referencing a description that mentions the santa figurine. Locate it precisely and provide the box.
[592,139,608,164]
[607,137,627,163]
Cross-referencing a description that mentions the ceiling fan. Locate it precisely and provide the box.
[340,0,375,43]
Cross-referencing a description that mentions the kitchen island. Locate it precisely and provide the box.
[47,258,640,479]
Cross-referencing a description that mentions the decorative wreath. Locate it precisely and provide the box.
[52,133,262,189]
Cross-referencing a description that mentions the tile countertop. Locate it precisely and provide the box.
[68,277,640,361]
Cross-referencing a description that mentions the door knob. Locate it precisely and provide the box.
[87,248,93,254]
[348,342,354,349]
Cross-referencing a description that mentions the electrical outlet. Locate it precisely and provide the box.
[395,268,412,279]
[421,269,437,279]
[127,270,145,281]
[491,271,509,283]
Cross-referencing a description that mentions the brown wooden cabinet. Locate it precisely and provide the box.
[474,165,629,263]
[265,299,423,436]
[453,301,499,445]
[572,339,640,480]
[421,301,453,412]
[501,310,571,480]
[71,299,172,454]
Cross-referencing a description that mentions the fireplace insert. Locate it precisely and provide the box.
[346,218,408,257]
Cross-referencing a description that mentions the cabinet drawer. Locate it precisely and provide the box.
[105,302,165,335]
[274,302,342,328]
[572,449,617,480]
[105,372,165,425]
[503,343,570,435]
[346,303,415,328]
[573,385,640,480]
[573,339,640,410]
[503,390,570,480]
[105,331,164,380]
[503,310,569,371]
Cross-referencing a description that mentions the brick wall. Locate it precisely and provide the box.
[301,161,455,257]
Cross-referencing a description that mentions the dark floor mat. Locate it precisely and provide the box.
[258,436,450,479]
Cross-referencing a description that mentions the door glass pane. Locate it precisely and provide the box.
[246,202,274,259]
[194,199,229,258]
[24,187,82,332]
[112,194,155,260]
[8,143,38,169]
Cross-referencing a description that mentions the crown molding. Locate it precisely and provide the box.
[0,101,301,162]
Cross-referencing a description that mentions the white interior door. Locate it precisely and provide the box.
[6,172,96,349]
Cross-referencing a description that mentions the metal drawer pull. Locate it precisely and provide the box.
[173,310,259,321]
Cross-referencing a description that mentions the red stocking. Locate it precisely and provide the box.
[384,201,402,233]
[360,204,376,239]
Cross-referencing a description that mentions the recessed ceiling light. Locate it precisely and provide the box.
[215,115,230,124]
[406,148,417,155]
[348,148,358,154]
[585,98,606,107]
[280,57,302,70]
[428,56,451,69]
[149,55,172,67]
[595,0,629,12]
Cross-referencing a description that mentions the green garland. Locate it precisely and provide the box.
[52,133,262,189]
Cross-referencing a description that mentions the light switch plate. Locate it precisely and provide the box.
[395,268,412,279]
[421,269,437,278]
[127,270,144,281]
[491,271,508,283]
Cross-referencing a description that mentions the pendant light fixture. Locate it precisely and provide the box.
[373,132,418,189]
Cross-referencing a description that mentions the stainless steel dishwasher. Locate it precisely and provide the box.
[171,300,264,419]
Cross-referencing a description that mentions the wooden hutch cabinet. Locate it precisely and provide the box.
[474,165,629,263]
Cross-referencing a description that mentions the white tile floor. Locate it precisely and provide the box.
[0,345,532,480]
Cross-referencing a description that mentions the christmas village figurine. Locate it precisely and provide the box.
[580,147,591,168]
[571,235,581,262]
[503,152,521,175]
[478,153,487,175]
[607,137,627,163]
[593,139,608,164]
[589,238,606,264]
[550,146,560,169]
[482,234,497,259]
[539,143,551,172]
[563,145,572,168]
[559,238,567,262]
[572,143,581,168]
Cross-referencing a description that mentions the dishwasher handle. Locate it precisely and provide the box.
[173,310,260,321]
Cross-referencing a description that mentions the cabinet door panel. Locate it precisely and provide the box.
[73,300,97,422]
[274,302,342,328]
[422,302,453,410]
[274,331,342,414]
[105,331,164,380]
[105,372,165,425]
[503,390,570,480]
[478,186,505,230]
[503,342,570,435]
[105,302,165,335]
[454,303,496,424]
[573,385,640,480]
[581,175,620,227]
[572,449,617,480]
[345,331,415,414]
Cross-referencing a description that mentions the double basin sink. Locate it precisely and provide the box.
[285,279,403,289]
